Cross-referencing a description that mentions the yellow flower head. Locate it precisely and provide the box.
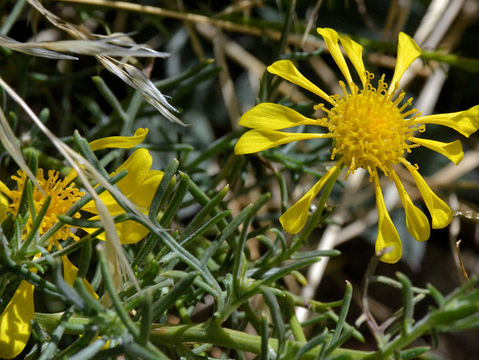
[0,128,161,359]
[0,169,84,244]
[235,28,479,263]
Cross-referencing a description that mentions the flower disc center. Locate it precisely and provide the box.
[327,76,418,175]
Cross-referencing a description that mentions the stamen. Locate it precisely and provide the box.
[398,98,413,112]
[401,108,419,117]
[314,103,331,114]
[339,81,348,97]
[5,169,84,243]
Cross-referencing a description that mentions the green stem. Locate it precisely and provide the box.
[379,318,431,358]
[33,313,374,359]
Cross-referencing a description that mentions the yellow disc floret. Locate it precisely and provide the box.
[323,73,421,176]
[8,169,84,243]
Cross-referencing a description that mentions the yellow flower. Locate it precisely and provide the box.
[235,28,479,264]
[0,128,162,358]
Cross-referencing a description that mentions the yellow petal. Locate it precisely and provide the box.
[62,254,77,286]
[389,32,421,93]
[373,173,402,263]
[127,170,164,210]
[317,28,353,86]
[234,129,332,154]
[391,170,430,241]
[338,35,366,87]
[418,105,479,137]
[83,149,152,213]
[402,160,452,229]
[267,60,332,103]
[0,281,34,359]
[411,137,463,165]
[280,162,341,234]
[112,149,153,196]
[84,216,150,244]
[89,128,149,152]
[0,193,9,222]
[115,219,150,244]
[239,103,325,129]
[61,255,99,300]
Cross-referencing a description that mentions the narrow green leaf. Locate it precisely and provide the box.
[92,76,128,123]
[159,172,189,226]
[399,346,429,359]
[152,272,197,320]
[68,338,107,360]
[161,210,231,263]
[148,158,179,222]
[397,272,414,335]
[73,277,103,313]
[184,132,239,170]
[200,204,252,267]
[332,281,353,344]
[294,329,329,360]
[140,291,154,346]
[73,130,109,178]
[19,194,51,256]
[180,185,229,241]
[232,217,251,297]
[262,287,285,358]
[154,59,215,90]
[53,258,86,310]
[55,329,99,359]
[77,238,92,279]
[291,250,341,260]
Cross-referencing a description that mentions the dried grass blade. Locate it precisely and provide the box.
[0,34,78,60]
[0,104,44,193]
[26,0,182,124]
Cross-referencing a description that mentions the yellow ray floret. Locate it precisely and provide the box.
[389,32,422,93]
[401,159,453,229]
[239,103,326,129]
[317,28,353,86]
[267,60,332,103]
[391,170,430,242]
[89,127,149,151]
[411,137,463,165]
[373,172,402,263]
[418,105,479,137]
[338,34,366,87]
[0,280,35,359]
[235,129,332,154]
[279,161,342,234]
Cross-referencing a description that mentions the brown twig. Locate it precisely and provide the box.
[360,248,388,348]
[455,240,470,282]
